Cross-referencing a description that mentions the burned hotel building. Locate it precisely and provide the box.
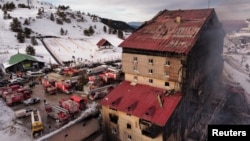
[100,8,224,141]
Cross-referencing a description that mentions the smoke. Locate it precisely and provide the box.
[215,0,250,21]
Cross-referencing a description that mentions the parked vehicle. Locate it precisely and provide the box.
[55,80,74,94]
[45,103,70,122]
[6,93,25,106]
[86,65,107,75]
[2,87,32,101]
[23,97,41,106]
[59,99,80,114]
[44,85,57,95]
[27,70,45,77]
[88,91,107,100]
[9,77,25,83]
[59,95,87,114]
[14,108,33,118]
[8,77,27,86]
[0,79,9,87]
[41,78,57,94]
[31,110,44,137]
[62,67,80,77]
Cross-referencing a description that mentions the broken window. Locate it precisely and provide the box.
[149,79,153,83]
[109,114,118,124]
[127,123,131,129]
[139,119,161,138]
[165,82,170,86]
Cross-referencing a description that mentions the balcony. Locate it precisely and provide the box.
[139,119,161,138]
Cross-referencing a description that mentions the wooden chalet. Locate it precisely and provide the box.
[96,38,113,49]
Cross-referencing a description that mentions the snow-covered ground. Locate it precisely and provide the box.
[223,30,250,95]
[0,99,32,141]
[0,0,124,65]
[0,0,124,140]
[43,35,122,65]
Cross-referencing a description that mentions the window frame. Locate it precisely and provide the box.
[148,69,153,74]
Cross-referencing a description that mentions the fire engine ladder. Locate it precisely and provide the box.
[88,84,116,94]
[52,105,69,114]
[33,110,41,122]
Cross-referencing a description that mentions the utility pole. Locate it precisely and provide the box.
[208,0,210,8]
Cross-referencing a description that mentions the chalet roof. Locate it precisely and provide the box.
[96,38,113,47]
[100,81,182,126]
[119,8,215,54]
[3,53,45,70]
[9,53,44,65]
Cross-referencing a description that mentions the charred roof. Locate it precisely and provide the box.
[119,8,216,54]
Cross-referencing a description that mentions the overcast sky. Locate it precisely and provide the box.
[42,0,250,22]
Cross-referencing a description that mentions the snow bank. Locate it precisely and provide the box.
[0,99,32,141]
[36,102,99,141]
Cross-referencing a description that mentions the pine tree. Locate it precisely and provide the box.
[103,26,107,33]
[113,29,117,34]
[24,27,32,38]
[10,18,22,32]
[23,18,30,25]
[25,45,35,55]
[83,29,90,36]
[88,26,94,35]
[50,13,55,21]
[108,27,112,34]
[118,30,124,39]
[60,28,64,35]
[17,32,25,43]
[31,36,38,45]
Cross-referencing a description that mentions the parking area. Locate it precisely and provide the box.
[7,77,93,138]
[0,61,122,140]
[11,84,81,134]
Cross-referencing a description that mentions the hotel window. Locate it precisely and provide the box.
[134,76,138,81]
[128,135,132,141]
[165,71,169,77]
[109,114,118,124]
[148,59,153,64]
[127,123,132,129]
[165,61,170,66]
[149,79,153,83]
[165,82,170,89]
[133,66,138,71]
[133,57,138,62]
[148,69,153,74]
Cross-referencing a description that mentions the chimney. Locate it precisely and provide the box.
[176,16,181,23]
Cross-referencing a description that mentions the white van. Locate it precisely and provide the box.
[15,108,33,118]
[26,70,45,77]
